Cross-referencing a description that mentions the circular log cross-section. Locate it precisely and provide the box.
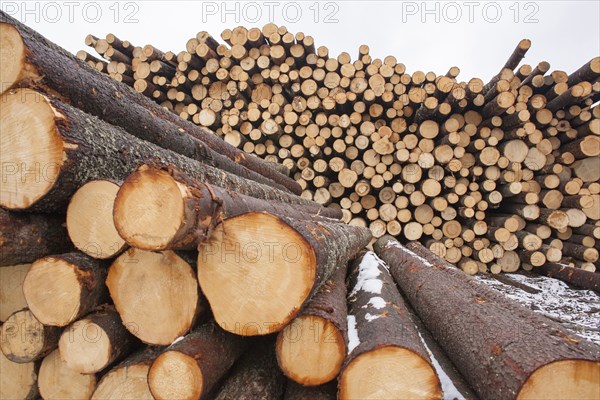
[0,309,61,363]
[0,351,38,400]
[0,263,30,321]
[107,248,201,345]
[38,350,97,400]
[67,180,126,259]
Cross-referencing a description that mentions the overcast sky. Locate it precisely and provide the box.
[3,1,599,81]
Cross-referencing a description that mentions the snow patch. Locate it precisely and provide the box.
[365,313,383,321]
[364,296,386,309]
[350,251,386,296]
[416,330,465,400]
[171,336,184,345]
[346,315,360,354]
[387,240,433,267]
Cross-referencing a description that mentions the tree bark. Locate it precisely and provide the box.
[148,321,247,400]
[338,250,441,400]
[534,263,600,293]
[0,210,72,267]
[374,237,600,400]
[114,165,341,251]
[0,13,301,194]
[284,380,337,400]
[23,252,109,327]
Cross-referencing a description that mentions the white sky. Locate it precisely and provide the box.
[2,0,599,81]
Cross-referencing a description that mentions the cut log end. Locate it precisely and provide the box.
[517,360,600,400]
[198,212,316,335]
[338,346,441,400]
[0,88,63,210]
[58,319,112,374]
[1,309,60,363]
[0,350,38,400]
[23,257,82,326]
[0,23,26,94]
[114,167,185,250]
[276,315,345,386]
[67,180,126,259]
[148,351,204,400]
[39,349,97,400]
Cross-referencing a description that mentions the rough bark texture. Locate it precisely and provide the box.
[2,89,316,212]
[284,380,337,400]
[148,321,247,399]
[0,13,301,194]
[210,339,285,400]
[373,236,600,400]
[534,263,600,293]
[25,252,109,326]
[0,209,72,266]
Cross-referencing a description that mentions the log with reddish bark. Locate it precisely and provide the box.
[276,264,347,386]
[534,263,600,293]
[0,209,72,267]
[58,306,139,374]
[338,250,442,400]
[197,212,371,336]
[284,380,337,400]
[107,248,208,345]
[0,13,300,194]
[209,339,285,400]
[91,347,161,400]
[374,236,600,400]
[0,309,61,363]
[23,252,108,327]
[38,349,97,400]
[0,88,307,212]
[148,321,247,400]
[0,351,39,400]
[113,166,342,251]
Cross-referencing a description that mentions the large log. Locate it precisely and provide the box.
[210,339,286,400]
[338,250,441,400]
[0,209,72,267]
[0,14,301,194]
[0,88,307,212]
[113,165,341,251]
[197,212,371,335]
[107,248,208,345]
[148,321,247,400]
[534,263,600,293]
[91,347,161,400]
[38,349,97,400]
[0,351,38,400]
[276,264,347,386]
[58,306,139,374]
[0,263,30,321]
[374,237,600,400]
[23,252,108,327]
[0,309,61,363]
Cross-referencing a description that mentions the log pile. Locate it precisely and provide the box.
[82,24,600,275]
[1,12,599,400]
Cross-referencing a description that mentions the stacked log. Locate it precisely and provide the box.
[83,21,600,274]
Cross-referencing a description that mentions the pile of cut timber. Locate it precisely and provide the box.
[81,23,600,275]
[1,12,599,400]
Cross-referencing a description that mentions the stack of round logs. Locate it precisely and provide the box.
[83,24,600,275]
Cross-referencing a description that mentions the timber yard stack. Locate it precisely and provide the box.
[0,11,599,400]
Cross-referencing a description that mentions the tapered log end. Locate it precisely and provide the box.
[338,346,442,400]
[68,180,126,259]
[23,257,82,326]
[0,23,25,95]
[148,351,204,400]
[197,212,316,336]
[276,315,345,386]
[0,88,63,210]
[114,167,185,250]
[517,360,600,400]
[58,319,112,374]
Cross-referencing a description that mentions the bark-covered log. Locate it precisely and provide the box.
[0,309,61,363]
[198,212,371,336]
[92,347,161,400]
[374,237,600,400]
[276,264,347,386]
[338,250,441,400]
[107,248,208,345]
[148,321,247,400]
[23,252,108,327]
[0,350,39,400]
[534,263,600,293]
[38,349,97,400]
[67,180,127,259]
[0,14,301,194]
[0,263,30,321]
[114,165,341,251]
[0,209,72,267]
[284,380,337,400]
[0,88,308,212]
[59,306,139,374]
[210,339,285,400]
